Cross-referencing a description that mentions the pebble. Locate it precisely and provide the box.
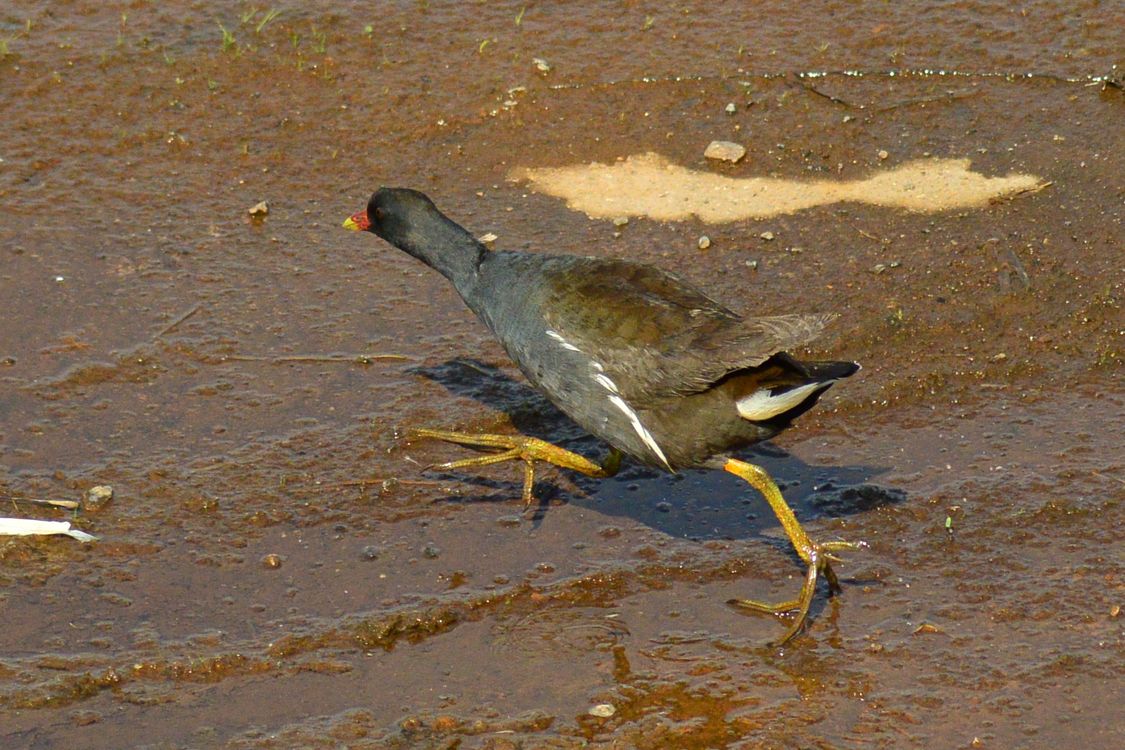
[423,542,441,559]
[432,715,459,731]
[697,235,711,250]
[496,514,522,528]
[612,216,629,228]
[655,501,672,513]
[84,485,114,512]
[70,709,101,726]
[477,232,498,248]
[361,544,382,560]
[261,553,284,569]
[745,260,759,270]
[759,231,775,241]
[247,200,269,217]
[704,140,746,163]
[588,703,616,718]
[533,57,552,73]
[878,149,889,160]
[724,102,737,114]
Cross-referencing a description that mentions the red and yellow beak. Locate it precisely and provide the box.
[342,210,371,232]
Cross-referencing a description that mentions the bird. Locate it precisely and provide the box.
[344,187,863,644]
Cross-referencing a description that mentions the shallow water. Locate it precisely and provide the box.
[1,1,1122,748]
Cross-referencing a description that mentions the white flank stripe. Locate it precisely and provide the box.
[593,373,619,394]
[736,381,833,421]
[545,328,581,352]
[607,394,672,470]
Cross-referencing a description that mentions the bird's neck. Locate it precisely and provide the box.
[398,215,487,292]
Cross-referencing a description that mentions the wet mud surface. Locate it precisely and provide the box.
[1,2,1122,748]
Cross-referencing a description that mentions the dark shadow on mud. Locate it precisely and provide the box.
[409,359,906,540]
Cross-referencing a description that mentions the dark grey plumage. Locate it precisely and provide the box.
[357,187,857,472]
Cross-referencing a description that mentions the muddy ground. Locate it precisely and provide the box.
[1,2,1122,748]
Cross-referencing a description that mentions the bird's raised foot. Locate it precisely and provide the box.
[407,428,620,509]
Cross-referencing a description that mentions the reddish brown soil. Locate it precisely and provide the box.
[1,2,1121,748]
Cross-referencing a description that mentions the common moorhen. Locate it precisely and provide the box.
[344,187,863,644]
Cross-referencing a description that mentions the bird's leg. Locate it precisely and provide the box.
[722,458,865,645]
[408,428,622,509]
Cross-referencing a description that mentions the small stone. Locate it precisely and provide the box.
[70,709,101,726]
[533,57,552,73]
[423,542,441,559]
[704,140,746,163]
[877,149,889,160]
[84,485,114,511]
[697,235,711,250]
[871,263,887,275]
[612,216,629,228]
[745,260,759,270]
[1109,604,1120,618]
[477,232,498,248]
[361,544,382,560]
[179,494,219,513]
[588,703,616,718]
[724,102,737,114]
[759,231,775,241]
[496,514,522,528]
[261,553,284,569]
[655,501,672,513]
[247,200,269,217]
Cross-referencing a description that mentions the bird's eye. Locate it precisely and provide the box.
[373,207,385,220]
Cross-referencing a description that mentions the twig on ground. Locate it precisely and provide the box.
[155,304,201,338]
[3,494,81,510]
[223,353,410,364]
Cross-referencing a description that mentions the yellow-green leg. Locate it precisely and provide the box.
[723,458,865,645]
[408,428,622,508]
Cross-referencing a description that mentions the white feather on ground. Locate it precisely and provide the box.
[0,517,97,542]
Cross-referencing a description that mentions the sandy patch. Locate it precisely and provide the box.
[515,153,1046,222]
